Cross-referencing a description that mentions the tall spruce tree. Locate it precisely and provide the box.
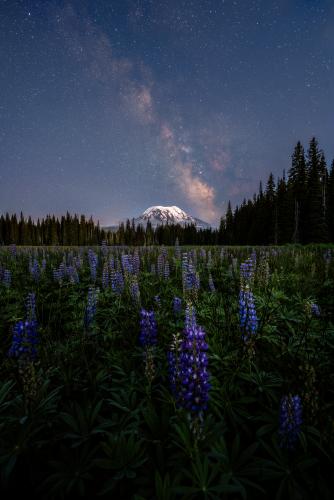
[327,160,334,241]
[306,138,329,242]
[288,141,307,243]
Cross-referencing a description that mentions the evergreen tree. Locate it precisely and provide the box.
[306,138,329,242]
[288,141,307,243]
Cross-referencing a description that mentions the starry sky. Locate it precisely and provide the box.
[1,0,334,226]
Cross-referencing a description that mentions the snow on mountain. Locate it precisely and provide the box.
[134,205,210,229]
[104,205,211,231]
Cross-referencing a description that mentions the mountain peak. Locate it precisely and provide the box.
[136,205,210,229]
[103,205,211,231]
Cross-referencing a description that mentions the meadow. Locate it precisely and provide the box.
[0,243,334,498]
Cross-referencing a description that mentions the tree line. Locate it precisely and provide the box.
[0,211,218,246]
[1,137,333,246]
[220,137,334,245]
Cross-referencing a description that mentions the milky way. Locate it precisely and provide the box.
[1,0,333,225]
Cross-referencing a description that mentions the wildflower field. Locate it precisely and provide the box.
[1,243,334,498]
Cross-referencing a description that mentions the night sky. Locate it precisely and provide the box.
[1,0,333,226]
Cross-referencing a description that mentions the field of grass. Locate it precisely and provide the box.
[1,244,334,498]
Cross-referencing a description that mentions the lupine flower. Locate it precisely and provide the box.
[30,259,40,281]
[240,258,254,286]
[102,264,109,288]
[311,303,320,317]
[157,254,164,277]
[324,249,332,265]
[185,303,197,329]
[110,269,124,294]
[26,292,36,321]
[133,250,140,274]
[8,320,39,361]
[239,287,258,342]
[122,254,133,275]
[67,265,80,284]
[139,309,157,347]
[109,256,115,271]
[173,296,182,315]
[3,269,11,288]
[164,261,170,280]
[84,287,99,329]
[279,394,303,449]
[154,295,161,307]
[183,260,200,295]
[167,333,182,399]
[88,249,98,282]
[168,322,210,415]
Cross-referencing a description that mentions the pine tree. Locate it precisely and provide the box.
[306,138,329,242]
[327,160,334,241]
[288,141,307,243]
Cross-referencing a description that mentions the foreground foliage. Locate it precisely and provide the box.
[1,244,334,498]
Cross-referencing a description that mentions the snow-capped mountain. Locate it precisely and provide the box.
[104,206,210,231]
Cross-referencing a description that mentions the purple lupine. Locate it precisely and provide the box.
[168,323,210,415]
[279,394,303,449]
[109,256,115,272]
[154,295,161,307]
[139,309,157,347]
[324,249,332,265]
[311,303,320,317]
[157,254,164,277]
[164,261,170,280]
[133,250,140,274]
[3,269,11,288]
[88,249,98,282]
[110,269,124,294]
[53,262,66,283]
[102,264,109,288]
[239,288,258,342]
[122,254,133,275]
[173,296,182,315]
[26,292,36,321]
[30,259,40,282]
[240,258,254,284]
[8,320,39,361]
[183,261,200,294]
[67,265,79,284]
[84,287,99,329]
[185,303,197,329]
